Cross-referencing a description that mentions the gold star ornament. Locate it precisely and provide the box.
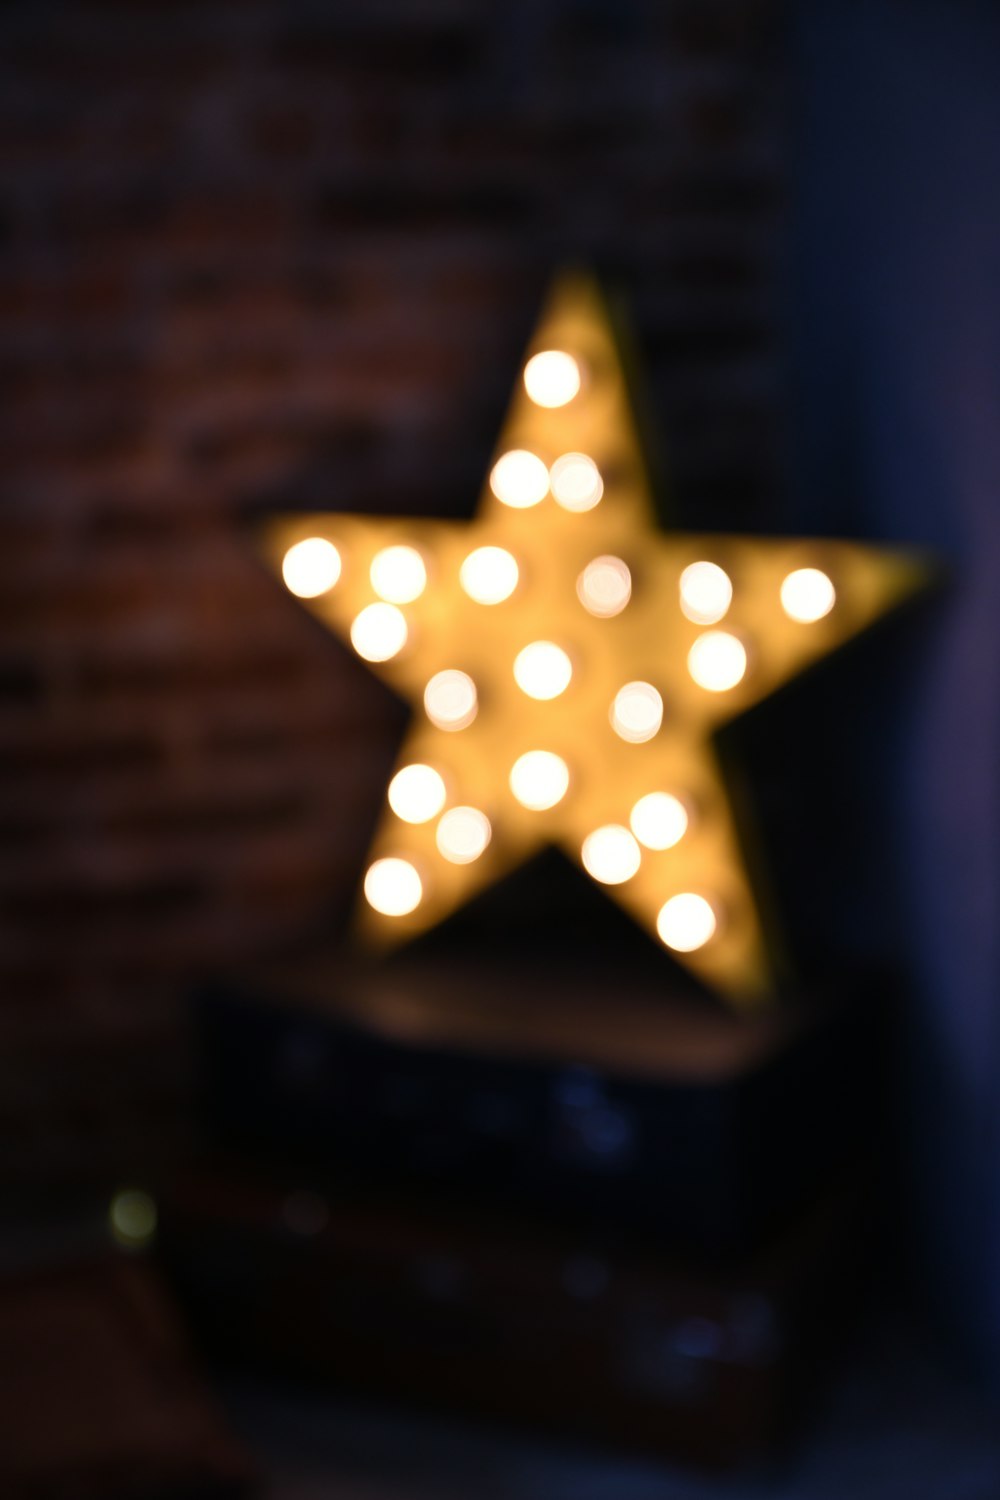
[259,273,925,1007]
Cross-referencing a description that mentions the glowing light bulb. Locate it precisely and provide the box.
[523,350,581,407]
[388,763,447,823]
[581,824,641,885]
[109,1188,157,1249]
[513,641,572,700]
[364,857,422,916]
[436,806,491,864]
[460,546,519,604]
[282,537,341,598]
[630,792,688,850]
[509,750,569,810]
[489,449,550,508]
[577,555,631,618]
[657,893,718,952]
[679,561,732,624]
[370,545,426,603]
[780,567,836,623]
[687,631,747,692]
[550,453,603,512]
[350,602,408,661]
[611,682,663,743]
[424,669,478,731]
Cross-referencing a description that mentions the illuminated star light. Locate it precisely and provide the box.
[260,272,926,1006]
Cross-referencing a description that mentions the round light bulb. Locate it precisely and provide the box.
[577,555,631,618]
[509,750,570,811]
[679,561,732,624]
[282,537,341,598]
[513,641,573,701]
[581,824,641,885]
[657,893,718,952]
[610,681,663,743]
[550,453,603,513]
[460,546,519,605]
[350,602,408,662]
[424,669,478,731]
[630,792,688,850]
[388,763,447,824]
[489,449,550,508]
[436,806,491,864]
[780,567,836,623]
[364,857,423,917]
[523,350,581,408]
[370,544,426,604]
[687,631,747,692]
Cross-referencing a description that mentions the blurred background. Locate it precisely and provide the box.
[2,1,1000,1496]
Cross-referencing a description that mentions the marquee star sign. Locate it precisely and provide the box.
[259,273,924,1006]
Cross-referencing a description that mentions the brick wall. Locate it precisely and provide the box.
[0,0,784,1180]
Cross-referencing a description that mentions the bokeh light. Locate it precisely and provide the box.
[109,1188,157,1250]
[509,750,570,810]
[370,545,427,604]
[581,824,641,884]
[679,561,732,624]
[577,555,632,618]
[459,546,519,604]
[611,681,663,743]
[350,603,408,661]
[549,453,604,512]
[780,567,836,622]
[513,641,573,700]
[523,350,581,407]
[282,537,341,598]
[364,857,423,916]
[489,449,550,508]
[388,763,447,823]
[657,893,718,951]
[436,806,492,864]
[424,669,478,730]
[687,631,747,692]
[630,792,689,850]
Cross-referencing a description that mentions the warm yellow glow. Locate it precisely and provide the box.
[460,546,519,604]
[630,792,688,850]
[679,561,732,624]
[509,750,570,810]
[490,449,550,508]
[657,893,717,952]
[263,269,926,1007]
[687,631,747,692]
[350,602,408,661]
[436,805,491,864]
[611,681,663,743]
[282,537,341,598]
[370,544,427,603]
[577,555,632,618]
[424,669,478,731]
[581,824,641,884]
[388,763,447,823]
[780,567,836,622]
[523,349,581,407]
[109,1188,157,1249]
[550,452,604,513]
[513,641,573,700]
[364,857,422,916]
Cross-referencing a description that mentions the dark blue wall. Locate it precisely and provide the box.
[792,0,1000,1373]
